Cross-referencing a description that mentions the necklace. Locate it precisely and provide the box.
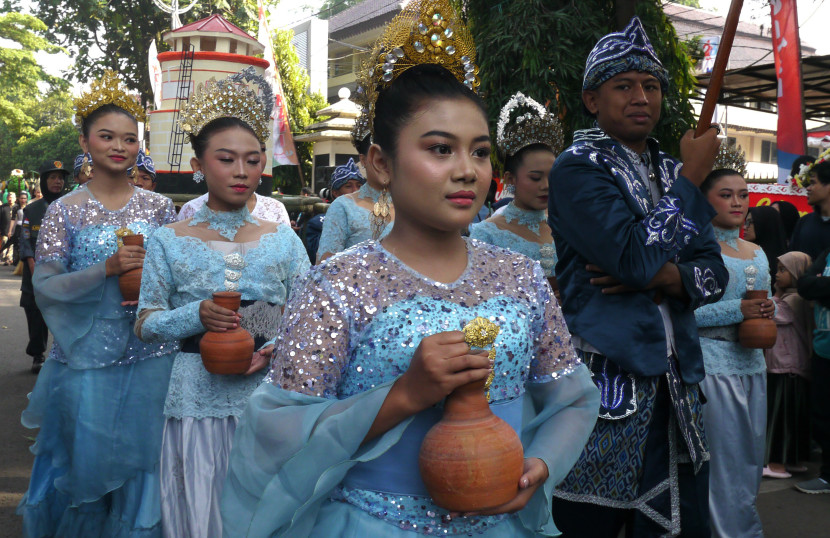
[503,202,546,235]
[189,203,258,241]
[357,182,383,203]
[713,226,740,250]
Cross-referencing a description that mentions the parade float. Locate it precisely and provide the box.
[148,13,274,197]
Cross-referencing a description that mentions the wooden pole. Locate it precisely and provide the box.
[695,0,744,137]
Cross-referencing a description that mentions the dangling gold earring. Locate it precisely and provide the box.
[129,165,139,181]
[371,183,391,240]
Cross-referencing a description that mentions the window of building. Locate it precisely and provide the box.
[761,140,778,164]
[229,40,237,54]
[201,37,217,52]
[808,146,821,158]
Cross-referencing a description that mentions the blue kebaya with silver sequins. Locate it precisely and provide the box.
[222,239,599,536]
[18,185,178,537]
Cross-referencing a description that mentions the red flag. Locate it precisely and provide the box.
[770,0,807,183]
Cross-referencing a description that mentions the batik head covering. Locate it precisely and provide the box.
[583,16,669,91]
[330,158,365,191]
[73,153,92,177]
[129,149,156,181]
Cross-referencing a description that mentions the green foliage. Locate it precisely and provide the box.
[672,0,701,7]
[271,26,329,193]
[0,12,67,135]
[9,120,79,180]
[19,0,257,104]
[465,0,698,160]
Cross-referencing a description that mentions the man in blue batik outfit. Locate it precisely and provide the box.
[548,17,728,537]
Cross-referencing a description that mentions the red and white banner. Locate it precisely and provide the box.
[148,39,162,110]
[748,183,812,216]
[770,0,807,183]
[258,2,299,166]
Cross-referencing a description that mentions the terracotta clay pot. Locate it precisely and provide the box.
[418,378,524,512]
[200,291,254,375]
[738,289,778,349]
[118,234,144,302]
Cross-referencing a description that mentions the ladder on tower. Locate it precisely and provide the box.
[167,43,194,172]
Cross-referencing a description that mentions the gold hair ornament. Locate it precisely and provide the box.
[178,67,271,143]
[496,92,564,159]
[74,70,146,125]
[355,0,480,136]
[713,143,748,177]
[463,317,500,401]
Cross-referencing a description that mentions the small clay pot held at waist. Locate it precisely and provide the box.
[738,290,778,349]
[200,291,255,375]
[118,234,143,302]
[418,377,524,512]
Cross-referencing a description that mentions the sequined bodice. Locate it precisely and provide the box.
[470,221,557,277]
[269,239,577,397]
[36,185,176,268]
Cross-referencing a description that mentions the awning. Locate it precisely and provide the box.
[695,54,830,121]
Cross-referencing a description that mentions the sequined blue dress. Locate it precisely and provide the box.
[221,239,600,537]
[316,184,391,260]
[695,229,770,538]
[470,203,556,277]
[135,212,310,538]
[17,185,178,537]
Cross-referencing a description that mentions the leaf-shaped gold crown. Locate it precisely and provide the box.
[74,70,146,125]
[496,92,564,159]
[179,70,271,143]
[355,0,480,136]
[713,143,748,177]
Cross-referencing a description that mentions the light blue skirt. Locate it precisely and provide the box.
[17,354,174,537]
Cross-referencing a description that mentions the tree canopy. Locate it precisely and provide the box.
[465,0,699,159]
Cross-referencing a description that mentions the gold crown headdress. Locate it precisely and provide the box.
[496,92,564,159]
[356,0,480,135]
[713,143,748,177]
[74,70,146,126]
[179,67,272,143]
[350,106,371,150]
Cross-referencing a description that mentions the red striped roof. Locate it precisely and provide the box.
[169,14,254,41]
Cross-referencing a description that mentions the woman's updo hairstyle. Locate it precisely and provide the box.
[503,143,555,177]
[701,168,745,195]
[80,104,137,138]
[372,63,487,158]
[190,117,259,159]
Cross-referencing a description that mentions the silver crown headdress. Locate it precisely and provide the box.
[496,92,564,159]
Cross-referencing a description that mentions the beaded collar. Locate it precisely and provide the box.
[713,226,740,250]
[189,203,258,241]
[503,202,546,235]
[357,183,383,203]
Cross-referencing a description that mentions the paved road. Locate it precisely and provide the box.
[0,268,827,537]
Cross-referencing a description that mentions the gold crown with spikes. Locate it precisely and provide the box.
[496,92,564,159]
[74,70,146,125]
[179,69,271,143]
[713,143,748,177]
[355,0,480,135]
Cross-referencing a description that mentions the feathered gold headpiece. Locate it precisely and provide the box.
[74,70,146,125]
[496,92,564,159]
[713,143,748,177]
[179,67,272,143]
[355,0,480,135]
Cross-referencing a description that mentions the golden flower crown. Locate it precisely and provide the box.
[355,0,480,135]
[713,143,748,177]
[496,92,564,159]
[179,67,272,143]
[74,70,146,125]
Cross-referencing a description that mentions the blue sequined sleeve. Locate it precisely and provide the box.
[135,228,205,343]
[269,268,351,398]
